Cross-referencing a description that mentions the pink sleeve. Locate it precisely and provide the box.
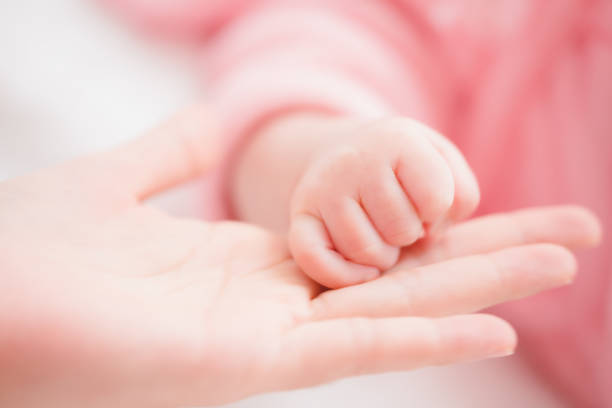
[201,1,452,147]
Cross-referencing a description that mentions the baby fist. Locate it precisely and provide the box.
[289,118,480,288]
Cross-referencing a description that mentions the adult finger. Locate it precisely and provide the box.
[89,104,221,200]
[275,314,515,390]
[311,244,576,320]
[400,205,602,269]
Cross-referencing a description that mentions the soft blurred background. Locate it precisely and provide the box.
[0,1,571,407]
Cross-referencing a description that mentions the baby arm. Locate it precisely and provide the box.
[232,112,480,288]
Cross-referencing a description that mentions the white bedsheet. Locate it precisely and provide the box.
[0,1,567,407]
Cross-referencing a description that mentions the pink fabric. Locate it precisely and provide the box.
[104,0,612,405]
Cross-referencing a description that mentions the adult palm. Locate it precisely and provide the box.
[0,106,600,408]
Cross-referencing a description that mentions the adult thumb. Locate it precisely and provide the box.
[98,104,223,200]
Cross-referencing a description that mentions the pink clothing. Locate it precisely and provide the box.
[104,0,612,405]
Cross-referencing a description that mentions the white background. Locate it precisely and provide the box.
[0,1,568,407]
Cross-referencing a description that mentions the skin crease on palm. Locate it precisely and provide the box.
[0,105,602,408]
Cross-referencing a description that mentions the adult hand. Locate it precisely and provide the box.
[0,106,600,407]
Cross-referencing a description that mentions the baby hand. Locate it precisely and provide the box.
[289,118,480,288]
